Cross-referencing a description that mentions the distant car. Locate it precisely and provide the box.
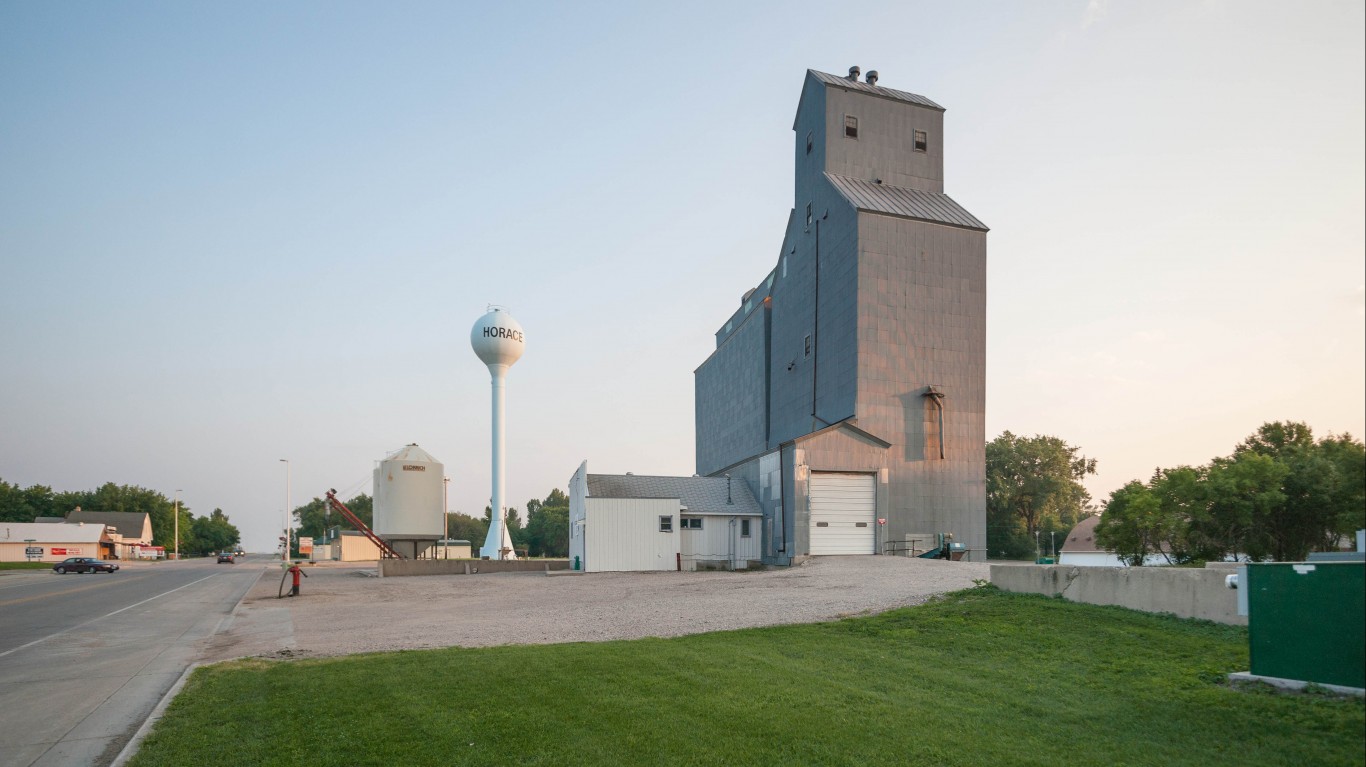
[52,557,119,574]
[217,553,234,563]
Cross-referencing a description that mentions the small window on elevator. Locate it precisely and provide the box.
[805,131,813,155]
[914,130,928,152]
[806,203,813,227]
[844,115,858,139]
[804,335,812,358]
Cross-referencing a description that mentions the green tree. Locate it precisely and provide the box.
[986,432,1097,559]
[1099,422,1363,564]
[1193,450,1289,561]
[72,483,188,550]
[525,489,569,557]
[1096,468,1199,565]
[1234,422,1365,559]
[189,508,241,556]
[444,512,488,550]
[0,480,60,522]
[1318,433,1366,549]
[1096,481,1163,565]
[295,494,372,554]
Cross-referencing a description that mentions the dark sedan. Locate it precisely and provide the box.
[52,557,119,574]
[217,553,234,563]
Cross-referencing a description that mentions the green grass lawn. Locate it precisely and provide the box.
[0,561,52,570]
[130,588,1364,767]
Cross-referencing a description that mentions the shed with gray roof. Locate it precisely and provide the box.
[569,462,762,573]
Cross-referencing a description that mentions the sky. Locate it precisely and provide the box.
[1,1,1362,552]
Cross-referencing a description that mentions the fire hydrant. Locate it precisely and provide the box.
[287,562,308,597]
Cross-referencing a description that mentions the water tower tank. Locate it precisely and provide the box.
[373,444,443,548]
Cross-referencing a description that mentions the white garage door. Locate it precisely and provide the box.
[808,473,876,555]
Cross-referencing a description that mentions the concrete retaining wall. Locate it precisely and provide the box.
[379,558,571,578]
[990,563,1245,626]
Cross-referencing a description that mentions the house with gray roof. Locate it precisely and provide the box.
[568,461,762,572]
[695,67,987,564]
[65,510,154,559]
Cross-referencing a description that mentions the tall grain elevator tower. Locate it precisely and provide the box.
[695,67,988,564]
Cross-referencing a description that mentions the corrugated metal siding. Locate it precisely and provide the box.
[809,473,876,555]
[584,498,679,572]
[338,534,382,561]
[809,70,944,111]
[679,516,762,570]
[568,461,589,569]
[826,173,987,231]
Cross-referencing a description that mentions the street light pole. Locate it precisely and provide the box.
[173,489,182,561]
[279,459,291,563]
[443,476,450,560]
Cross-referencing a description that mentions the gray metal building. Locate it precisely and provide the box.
[694,67,988,565]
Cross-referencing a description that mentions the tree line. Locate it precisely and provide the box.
[0,480,241,556]
[291,487,569,558]
[986,421,1364,563]
[986,431,1097,559]
[1096,422,1364,564]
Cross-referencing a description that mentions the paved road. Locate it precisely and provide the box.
[0,560,265,767]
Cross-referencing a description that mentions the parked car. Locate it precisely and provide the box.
[52,557,119,574]
[217,553,234,563]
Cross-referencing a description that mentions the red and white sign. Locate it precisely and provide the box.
[50,547,81,556]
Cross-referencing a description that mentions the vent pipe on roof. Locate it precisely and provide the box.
[847,66,860,81]
[866,70,879,85]
[726,474,732,505]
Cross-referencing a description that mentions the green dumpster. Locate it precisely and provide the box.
[1246,562,1364,689]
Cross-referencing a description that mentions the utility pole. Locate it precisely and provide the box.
[173,489,182,561]
[443,476,450,560]
[279,459,291,563]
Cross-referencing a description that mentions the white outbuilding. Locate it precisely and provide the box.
[0,522,112,562]
[568,461,763,573]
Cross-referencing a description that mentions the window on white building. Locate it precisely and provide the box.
[741,519,751,537]
[659,516,673,532]
[681,518,702,530]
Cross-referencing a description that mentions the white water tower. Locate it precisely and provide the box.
[470,306,525,560]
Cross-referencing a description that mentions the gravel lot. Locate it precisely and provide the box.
[200,556,989,662]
